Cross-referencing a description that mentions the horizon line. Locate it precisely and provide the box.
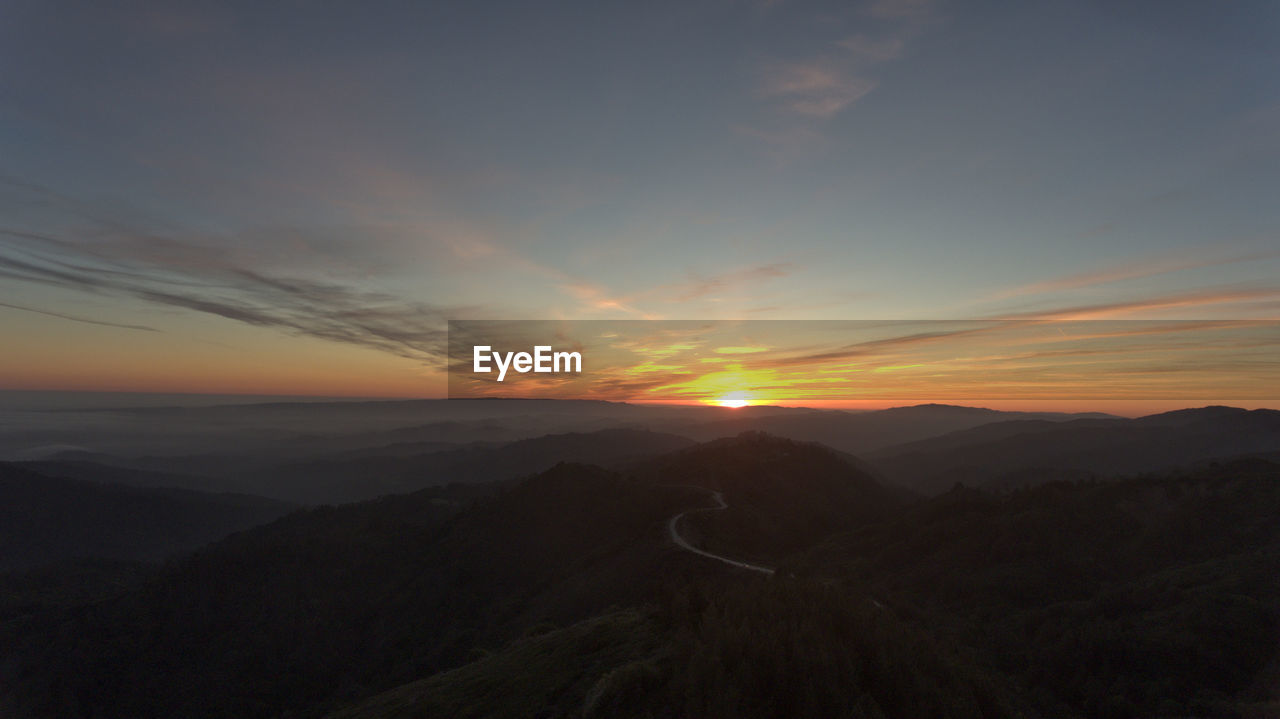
[2,388,1277,418]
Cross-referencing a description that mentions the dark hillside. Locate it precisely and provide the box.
[869,408,1280,494]
[0,464,702,718]
[0,463,294,570]
[792,459,1280,717]
[637,432,905,563]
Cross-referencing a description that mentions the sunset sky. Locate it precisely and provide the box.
[447,320,1280,412]
[1,0,1278,406]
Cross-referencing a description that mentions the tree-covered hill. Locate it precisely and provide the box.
[3,437,1277,718]
[0,463,294,570]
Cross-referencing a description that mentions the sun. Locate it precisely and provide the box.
[713,393,752,409]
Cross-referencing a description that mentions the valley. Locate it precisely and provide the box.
[1,398,1278,718]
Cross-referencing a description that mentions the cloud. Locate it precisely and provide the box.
[748,0,935,128]
[0,220,458,361]
[669,263,793,302]
[990,249,1280,300]
[3,181,802,332]
[445,317,1279,403]
[551,262,796,319]
[993,286,1280,320]
[558,281,653,318]
[0,300,159,332]
[759,61,876,118]
[760,63,846,96]
[770,324,997,366]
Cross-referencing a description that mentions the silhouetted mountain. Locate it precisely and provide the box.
[4,429,1278,718]
[1132,405,1269,427]
[869,407,1280,494]
[1,398,1118,505]
[684,403,1115,454]
[0,464,705,718]
[0,435,904,717]
[0,463,295,570]
[0,558,152,622]
[0,397,809,462]
[325,609,670,719]
[13,458,213,492]
[26,428,696,504]
[636,432,905,562]
[790,459,1280,717]
[326,581,1029,719]
[265,428,697,503]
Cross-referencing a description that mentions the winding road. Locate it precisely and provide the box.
[665,486,775,575]
[664,485,888,612]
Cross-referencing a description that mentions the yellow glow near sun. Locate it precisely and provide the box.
[714,392,753,408]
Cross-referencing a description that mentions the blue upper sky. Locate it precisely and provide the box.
[0,0,1277,396]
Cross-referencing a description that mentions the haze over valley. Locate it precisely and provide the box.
[2,393,1279,717]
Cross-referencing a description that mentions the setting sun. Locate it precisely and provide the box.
[714,393,753,408]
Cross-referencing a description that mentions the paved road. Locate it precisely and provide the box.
[666,487,775,575]
[663,486,886,612]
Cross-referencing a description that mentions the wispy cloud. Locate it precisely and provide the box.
[744,0,937,143]
[552,262,796,319]
[990,249,1280,300]
[758,62,876,118]
[558,280,654,318]
[0,182,465,361]
[994,286,1280,320]
[0,233,457,360]
[2,179,803,335]
[669,263,793,302]
[769,324,995,367]
[0,300,159,332]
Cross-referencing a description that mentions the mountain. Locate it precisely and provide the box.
[634,432,905,563]
[683,403,1115,455]
[265,428,696,503]
[0,463,295,570]
[325,582,1027,719]
[868,407,1280,494]
[0,397,810,462]
[20,428,696,505]
[789,458,1280,718]
[0,558,154,623]
[221,428,693,503]
[2,399,1116,504]
[5,432,1278,718]
[0,463,705,718]
[0,434,902,717]
[11,458,216,492]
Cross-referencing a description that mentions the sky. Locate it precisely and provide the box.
[447,320,1280,413]
[1,0,1278,406]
